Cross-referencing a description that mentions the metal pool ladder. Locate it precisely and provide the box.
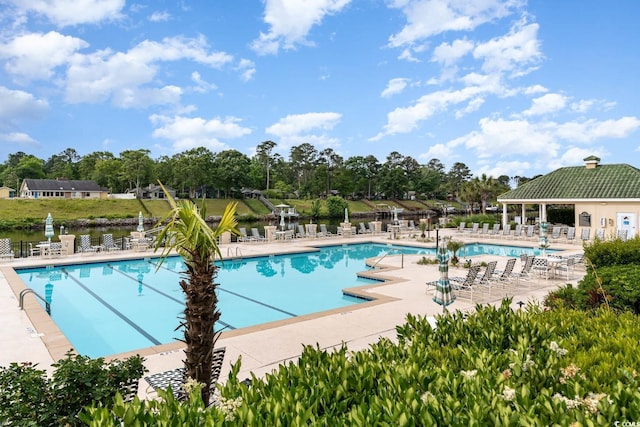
[19,288,51,315]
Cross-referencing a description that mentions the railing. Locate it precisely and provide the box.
[370,248,404,269]
[19,288,51,315]
[226,246,243,258]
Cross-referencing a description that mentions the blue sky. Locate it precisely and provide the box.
[1,0,638,178]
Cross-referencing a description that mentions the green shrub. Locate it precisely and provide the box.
[579,264,640,314]
[0,352,146,426]
[584,236,640,268]
[79,302,640,425]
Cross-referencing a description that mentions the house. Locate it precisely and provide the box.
[20,179,109,199]
[0,186,16,199]
[128,184,176,199]
[497,156,640,239]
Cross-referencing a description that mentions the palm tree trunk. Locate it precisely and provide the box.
[180,252,220,405]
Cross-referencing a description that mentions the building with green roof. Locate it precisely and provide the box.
[497,156,639,240]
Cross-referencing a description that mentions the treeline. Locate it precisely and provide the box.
[0,142,537,211]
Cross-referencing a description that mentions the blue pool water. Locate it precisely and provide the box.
[16,242,551,357]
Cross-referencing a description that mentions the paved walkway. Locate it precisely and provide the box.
[0,229,585,397]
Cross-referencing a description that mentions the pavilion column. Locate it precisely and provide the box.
[521,203,526,224]
[501,204,508,227]
[540,204,547,223]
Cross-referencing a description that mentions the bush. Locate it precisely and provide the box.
[584,236,640,268]
[0,352,146,426]
[79,302,640,425]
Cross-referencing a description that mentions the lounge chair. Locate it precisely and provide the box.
[549,226,562,242]
[491,258,517,290]
[319,224,332,237]
[479,223,490,236]
[617,229,628,241]
[408,220,416,231]
[0,238,15,261]
[102,234,121,251]
[476,261,497,286]
[499,224,512,239]
[524,225,536,240]
[251,228,266,242]
[564,227,576,243]
[511,255,535,284]
[512,224,523,239]
[468,223,479,235]
[555,257,575,280]
[450,265,482,302]
[456,222,466,233]
[579,228,590,243]
[144,347,226,401]
[359,223,371,234]
[238,227,253,242]
[488,224,501,238]
[296,225,308,238]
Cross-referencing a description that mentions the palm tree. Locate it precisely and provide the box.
[154,181,239,404]
[446,239,465,265]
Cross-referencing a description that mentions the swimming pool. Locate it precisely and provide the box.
[16,242,551,358]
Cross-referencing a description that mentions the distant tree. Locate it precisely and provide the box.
[211,150,251,198]
[44,148,80,179]
[174,148,215,198]
[289,143,318,195]
[255,140,277,190]
[119,149,153,196]
[445,162,472,198]
[2,155,45,189]
[77,151,115,181]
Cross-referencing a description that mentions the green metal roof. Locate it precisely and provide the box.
[498,163,640,202]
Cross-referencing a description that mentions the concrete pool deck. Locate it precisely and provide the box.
[0,230,586,397]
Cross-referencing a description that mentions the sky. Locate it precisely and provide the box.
[1,0,639,179]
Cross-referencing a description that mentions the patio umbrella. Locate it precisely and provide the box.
[44,213,55,243]
[280,209,286,231]
[344,207,349,223]
[137,211,145,232]
[433,244,456,313]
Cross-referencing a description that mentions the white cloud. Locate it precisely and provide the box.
[236,59,256,82]
[0,131,38,147]
[522,93,567,116]
[370,85,491,140]
[7,0,125,27]
[555,117,640,142]
[190,72,217,94]
[473,21,542,76]
[150,114,252,152]
[387,0,523,48]
[266,112,342,150]
[65,35,233,106]
[431,38,474,66]
[0,86,49,122]
[0,31,88,82]
[251,0,352,55]
[148,11,171,22]
[381,78,410,98]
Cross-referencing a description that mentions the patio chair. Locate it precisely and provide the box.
[296,225,308,238]
[450,265,482,302]
[359,222,371,234]
[238,227,253,242]
[564,227,576,243]
[491,258,517,290]
[408,220,416,231]
[488,223,501,238]
[251,228,266,242]
[479,223,490,236]
[367,222,377,234]
[48,242,63,257]
[0,238,15,261]
[531,257,552,281]
[499,224,512,239]
[29,243,41,257]
[512,224,523,239]
[79,234,99,254]
[524,225,536,240]
[549,226,562,242]
[579,228,590,243]
[144,347,226,402]
[555,257,575,280]
[468,223,479,235]
[512,255,535,284]
[319,224,332,237]
[102,234,121,251]
[475,260,497,286]
[456,222,466,233]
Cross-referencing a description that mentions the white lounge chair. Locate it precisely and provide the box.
[251,228,266,242]
[0,238,15,261]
